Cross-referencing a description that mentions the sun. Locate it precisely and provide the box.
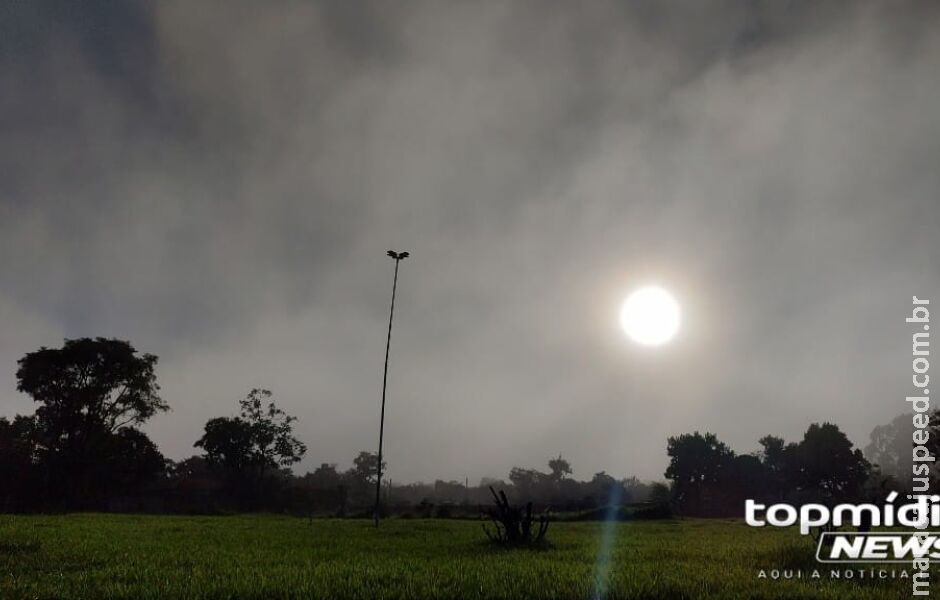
[619,286,680,346]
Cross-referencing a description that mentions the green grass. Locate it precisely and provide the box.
[0,514,921,599]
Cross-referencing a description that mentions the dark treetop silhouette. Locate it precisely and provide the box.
[195,389,306,510]
[13,338,168,509]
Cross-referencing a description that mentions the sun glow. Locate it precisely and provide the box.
[619,286,680,346]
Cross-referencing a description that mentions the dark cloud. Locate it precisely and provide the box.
[1,1,938,482]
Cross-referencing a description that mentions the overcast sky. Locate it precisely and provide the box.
[1,1,939,483]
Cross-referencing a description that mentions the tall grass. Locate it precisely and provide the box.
[0,514,913,599]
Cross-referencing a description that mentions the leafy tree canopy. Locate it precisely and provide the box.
[351,451,384,484]
[16,338,166,445]
[548,455,572,481]
[195,389,306,476]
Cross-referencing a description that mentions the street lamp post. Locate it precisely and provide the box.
[375,250,409,527]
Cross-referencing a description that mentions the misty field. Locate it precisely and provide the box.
[0,515,911,599]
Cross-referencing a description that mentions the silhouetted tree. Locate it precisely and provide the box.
[798,422,870,500]
[585,471,624,504]
[664,431,733,515]
[196,389,306,479]
[196,417,255,473]
[621,476,654,504]
[648,482,671,505]
[341,451,385,506]
[97,428,167,497]
[759,435,799,499]
[15,338,167,508]
[720,453,766,507]
[17,338,166,435]
[864,413,915,489]
[0,415,41,511]
[508,467,545,499]
[168,456,215,481]
[195,389,305,508]
[350,451,384,484]
[305,463,342,489]
[548,455,572,481]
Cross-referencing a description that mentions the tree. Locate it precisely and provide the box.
[0,415,41,511]
[351,451,384,485]
[864,414,915,488]
[758,435,786,467]
[664,431,734,515]
[196,417,255,473]
[15,338,167,508]
[798,422,870,500]
[168,456,215,481]
[237,389,306,471]
[508,467,545,499]
[97,428,167,495]
[722,454,766,502]
[305,463,342,489]
[759,435,799,499]
[196,389,306,479]
[648,482,671,505]
[17,338,166,440]
[342,451,385,505]
[586,471,625,504]
[548,455,572,481]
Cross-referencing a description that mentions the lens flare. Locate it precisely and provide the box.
[592,485,624,599]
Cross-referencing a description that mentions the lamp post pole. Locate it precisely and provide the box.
[375,250,408,527]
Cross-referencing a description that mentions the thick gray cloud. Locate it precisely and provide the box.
[1,1,938,482]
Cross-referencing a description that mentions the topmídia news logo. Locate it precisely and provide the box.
[746,493,939,563]
[814,531,940,563]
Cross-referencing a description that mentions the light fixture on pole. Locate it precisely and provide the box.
[374,250,409,527]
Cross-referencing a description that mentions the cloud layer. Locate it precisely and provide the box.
[1,1,938,482]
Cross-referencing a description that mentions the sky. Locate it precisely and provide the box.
[1,1,939,483]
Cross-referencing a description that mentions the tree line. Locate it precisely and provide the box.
[0,338,932,516]
[665,416,940,516]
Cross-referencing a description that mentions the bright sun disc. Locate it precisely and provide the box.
[619,286,680,346]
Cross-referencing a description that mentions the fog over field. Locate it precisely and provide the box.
[1,1,939,483]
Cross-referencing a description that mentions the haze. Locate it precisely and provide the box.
[1,1,938,484]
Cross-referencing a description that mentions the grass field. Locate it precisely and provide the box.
[0,514,917,599]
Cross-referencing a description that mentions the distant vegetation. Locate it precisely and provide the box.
[0,337,933,517]
[665,425,871,517]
